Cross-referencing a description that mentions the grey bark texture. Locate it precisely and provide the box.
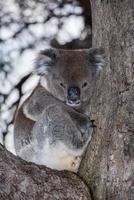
[79,0,134,200]
[0,144,91,200]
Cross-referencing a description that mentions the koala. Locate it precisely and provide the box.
[14,48,105,172]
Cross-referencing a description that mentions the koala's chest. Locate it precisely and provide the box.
[33,139,83,172]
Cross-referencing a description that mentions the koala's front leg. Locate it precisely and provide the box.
[65,108,94,148]
[23,86,56,121]
[29,104,92,172]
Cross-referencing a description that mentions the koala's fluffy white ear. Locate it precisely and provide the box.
[34,48,57,75]
[88,47,105,71]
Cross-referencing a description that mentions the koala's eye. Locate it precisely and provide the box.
[82,82,88,88]
[60,82,65,88]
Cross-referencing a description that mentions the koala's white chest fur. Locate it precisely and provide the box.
[31,138,82,172]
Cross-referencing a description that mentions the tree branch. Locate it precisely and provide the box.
[0,144,91,199]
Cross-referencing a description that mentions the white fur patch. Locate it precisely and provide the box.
[19,90,33,109]
[23,104,36,121]
[40,77,51,94]
[32,139,83,172]
[5,130,16,155]
[0,131,3,145]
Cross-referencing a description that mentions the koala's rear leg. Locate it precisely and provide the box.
[60,154,82,172]
[71,156,82,172]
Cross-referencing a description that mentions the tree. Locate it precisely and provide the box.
[79,0,134,199]
[0,0,133,199]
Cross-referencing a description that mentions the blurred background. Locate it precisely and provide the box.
[0,0,92,152]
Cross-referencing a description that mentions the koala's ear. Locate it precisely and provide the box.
[34,48,58,75]
[88,47,105,71]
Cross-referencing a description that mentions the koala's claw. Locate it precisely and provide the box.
[75,156,81,160]
[71,156,81,172]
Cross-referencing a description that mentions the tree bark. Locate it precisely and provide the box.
[0,144,91,199]
[79,0,134,200]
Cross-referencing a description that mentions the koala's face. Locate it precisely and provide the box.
[35,48,105,108]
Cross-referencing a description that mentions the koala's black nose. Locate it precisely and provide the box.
[67,87,80,106]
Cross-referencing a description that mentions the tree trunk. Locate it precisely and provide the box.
[79,0,134,200]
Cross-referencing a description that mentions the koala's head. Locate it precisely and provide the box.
[34,48,105,108]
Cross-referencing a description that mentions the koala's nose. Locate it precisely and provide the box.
[67,87,80,106]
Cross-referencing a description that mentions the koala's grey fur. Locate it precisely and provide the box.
[14,48,105,172]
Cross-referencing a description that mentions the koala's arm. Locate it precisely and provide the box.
[22,84,56,121]
[14,85,51,153]
[63,105,93,144]
[46,104,94,151]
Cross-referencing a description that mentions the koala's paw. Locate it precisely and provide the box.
[71,156,82,172]
[63,155,81,172]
